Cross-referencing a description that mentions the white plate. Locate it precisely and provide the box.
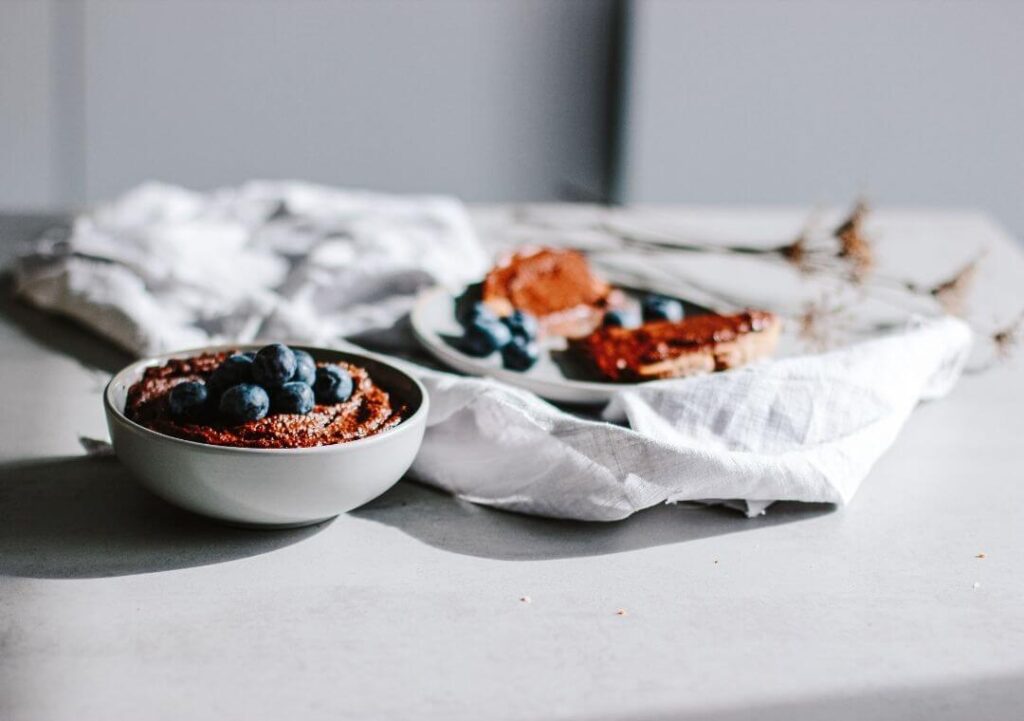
[411,286,649,405]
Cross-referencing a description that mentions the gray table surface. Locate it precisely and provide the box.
[1,208,1022,721]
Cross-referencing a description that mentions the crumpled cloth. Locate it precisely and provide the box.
[12,182,973,520]
[12,181,487,354]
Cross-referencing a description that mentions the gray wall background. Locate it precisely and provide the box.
[0,0,614,207]
[619,0,1024,233]
[1,0,1022,234]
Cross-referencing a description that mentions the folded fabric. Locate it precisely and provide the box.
[13,181,487,355]
[12,182,973,520]
[411,316,969,519]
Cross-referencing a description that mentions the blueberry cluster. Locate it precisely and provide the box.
[602,294,684,329]
[456,301,540,372]
[167,344,354,424]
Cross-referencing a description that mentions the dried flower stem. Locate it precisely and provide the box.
[599,223,786,258]
[833,199,874,281]
[992,311,1024,361]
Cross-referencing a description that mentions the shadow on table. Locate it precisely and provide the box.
[579,673,1024,721]
[0,456,328,579]
[355,481,834,561]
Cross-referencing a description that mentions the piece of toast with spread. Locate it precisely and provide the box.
[570,311,781,382]
[480,247,623,338]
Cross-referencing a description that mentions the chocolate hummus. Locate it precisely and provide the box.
[124,352,403,448]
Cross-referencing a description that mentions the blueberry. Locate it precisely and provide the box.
[502,309,539,342]
[641,294,684,322]
[219,383,270,423]
[272,381,315,415]
[168,380,208,418]
[252,343,297,388]
[241,351,257,360]
[603,308,641,328]
[313,365,354,404]
[208,353,254,395]
[501,337,540,371]
[291,349,316,386]
[460,329,496,357]
[460,318,512,357]
[457,301,500,330]
[454,283,486,326]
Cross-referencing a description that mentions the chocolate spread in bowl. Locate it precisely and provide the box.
[124,352,404,449]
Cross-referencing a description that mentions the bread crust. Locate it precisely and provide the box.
[481,247,615,337]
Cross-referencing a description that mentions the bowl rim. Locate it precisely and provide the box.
[104,343,429,456]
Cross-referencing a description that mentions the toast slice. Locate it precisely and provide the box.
[481,247,620,337]
[571,311,781,382]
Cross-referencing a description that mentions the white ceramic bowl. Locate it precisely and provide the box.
[104,345,428,528]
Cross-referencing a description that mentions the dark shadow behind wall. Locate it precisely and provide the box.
[0,0,617,207]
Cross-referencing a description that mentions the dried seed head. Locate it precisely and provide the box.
[833,198,869,239]
[779,233,811,273]
[992,311,1023,361]
[930,253,984,316]
[834,199,874,282]
[779,209,828,274]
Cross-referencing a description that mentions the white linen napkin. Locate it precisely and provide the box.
[11,182,973,520]
[13,181,487,354]
[412,315,969,519]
